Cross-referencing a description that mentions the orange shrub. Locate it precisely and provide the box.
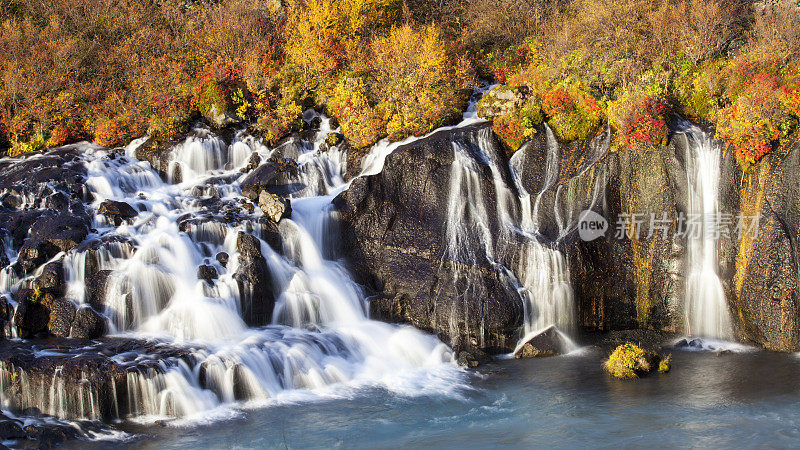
[608,92,669,148]
[716,72,796,168]
[542,85,603,141]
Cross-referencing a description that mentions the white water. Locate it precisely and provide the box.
[0,112,460,423]
[682,125,733,340]
[440,118,577,352]
[0,83,585,425]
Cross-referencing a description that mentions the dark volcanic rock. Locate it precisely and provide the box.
[71,306,107,339]
[85,270,114,311]
[216,252,229,267]
[48,297,77,338]
[513,325,570,358]
[34,261,66,297]
[335,123,525,353]
[17,212,90,274]
[98,200,139,225]
[0,338,196,421]
[0,147,87,208]
[731,138,800,351]
[197,264,218,283]
[13,290,54,338]
[234,232,275,326]
[240,156,301,200]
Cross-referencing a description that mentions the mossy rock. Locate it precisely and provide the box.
[603,342,670,379]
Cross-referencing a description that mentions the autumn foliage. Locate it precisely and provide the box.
[0,0,797,172]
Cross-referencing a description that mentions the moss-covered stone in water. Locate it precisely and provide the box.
[659,354,671,373]
[604,342,662,379]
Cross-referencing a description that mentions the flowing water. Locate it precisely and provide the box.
[681,125,733,340]
[66,348,800,449]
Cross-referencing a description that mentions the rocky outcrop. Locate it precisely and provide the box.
[240,156,301,199]
[234,232,276,326]
[514,325,571,358]
[258,190,291,223]
[335,123,525,353]
[98,200,139,225]
[0,338,195,421]
[731,137,800,351]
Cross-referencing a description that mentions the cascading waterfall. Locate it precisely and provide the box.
[0,83,586,426]
[0,113,459,423]
[682,125,733,340]
[442,122,577,352]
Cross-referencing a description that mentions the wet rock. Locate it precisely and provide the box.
[240,156,301,199]
[258,190,291,223]
[0,147,87,208]
[234,232,275,326]
[44,191,70,212]
[0,296,11,338]
[48,297,77,338]
[86,270,114,311]
[98,200,139,225]
[335,123,524,353]
[17,212,89,273]
[197,264,218,283]
[241,152,262,173]
[13,289,55,338]
[0,338,196,422]
[455,348,492,368]
[71,306,107,339]
[216,252,229,267]
[76,235,135,281]
[34,261,65,297]
[513,326,569,358]
[0,419,25,439]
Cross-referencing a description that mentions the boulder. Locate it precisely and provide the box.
[197,264,218,284]
[258,190,291,223]
[98,200,139,226]
[216,252,229,267]
[476,85,528,120]
[13,289,55,338]
[17,212,89,273]
[234,232,275,326]
[0,147,87,209]
[241,152,261,173]
[240,157,301,200]
[205,104,239,129]
[85,270,114,311]
[34,261,66,297]
[48,297,77,338]
[71,306,107,339]
[513,326,570,358]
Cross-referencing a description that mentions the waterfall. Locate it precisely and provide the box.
[682,125,733,340]
[442,124,576,351]
[0,111,460,423]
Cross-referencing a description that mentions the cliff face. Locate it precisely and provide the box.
[732,139,800,351]
[334,123,525,353]
[336,117,800,353]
